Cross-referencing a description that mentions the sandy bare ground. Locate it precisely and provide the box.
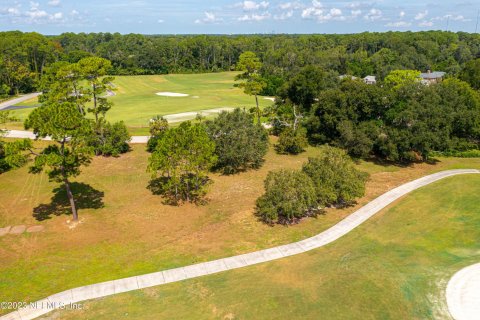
[163,107,233,123]
[446,263,480,320]
[156,92,189,97]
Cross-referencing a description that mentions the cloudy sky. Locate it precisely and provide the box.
[0,0,479,34]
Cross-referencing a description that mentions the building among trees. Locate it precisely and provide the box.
[420,71,446,85]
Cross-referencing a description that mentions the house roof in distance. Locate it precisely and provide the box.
[420,71,446,79]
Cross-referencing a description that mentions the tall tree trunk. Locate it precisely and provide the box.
[60,138,78,220]
[93,83,98,123]
[64,178,78,221]
[255,94,260,125]
[293,105,299,131]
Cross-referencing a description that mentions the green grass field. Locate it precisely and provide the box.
[7,72,273,132]
[0,137,479,318]
[40,174,480,320]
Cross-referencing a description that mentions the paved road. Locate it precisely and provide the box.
[2,107,235,142]
[1,169,478,320]
[0,93,41,111]
[446,263,480,320]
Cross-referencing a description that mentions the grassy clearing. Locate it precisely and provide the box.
[0,139,479,316]
[7,72,272,131]
[41,174,480,320]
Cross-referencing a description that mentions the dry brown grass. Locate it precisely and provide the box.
[0,138,479,308]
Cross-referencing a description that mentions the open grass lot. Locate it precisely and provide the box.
[0,139,479,317]
[41,174,480,320]
[6,72,272,132]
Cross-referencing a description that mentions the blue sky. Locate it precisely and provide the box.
[0,0,479,34]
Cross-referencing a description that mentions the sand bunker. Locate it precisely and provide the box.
[156,92,189,97]
[264,97,275,101]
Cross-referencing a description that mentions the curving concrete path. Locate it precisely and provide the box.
[446,263,480,320]
[0,93,41,111]
[1,169,479,320]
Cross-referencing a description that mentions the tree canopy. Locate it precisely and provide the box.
[25,102,93,220]
[302,147,368,206]
[148,121,217,204]
[205,108,268,174]
[256,169,318,225]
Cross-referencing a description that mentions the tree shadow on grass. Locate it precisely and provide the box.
[33,182,104,221]
[147,177,210,206]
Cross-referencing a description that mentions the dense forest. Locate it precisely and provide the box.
[1,30,480,97]
[2,30,480,166]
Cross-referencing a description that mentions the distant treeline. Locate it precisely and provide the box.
[1,30,480,96]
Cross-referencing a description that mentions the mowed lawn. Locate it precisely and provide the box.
[0,139,479,317]
[40,174,480,320]
[7,72,273,131]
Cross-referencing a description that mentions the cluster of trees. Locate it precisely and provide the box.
[147,108,269,203]
[40,56,130,157]
[1,57,128,221]
[0,31,60,97]
[269,61,480,163]
[256,147,368,225]
[2,31,480,98]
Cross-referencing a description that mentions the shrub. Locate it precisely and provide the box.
[148,122,217,205]
[205,108,268,174]
[302,146,368,206]
[89,121,131,157]
[275,127,308,155]
[147,115,169,152]
[431,149,480,158]
[256,169,318,225]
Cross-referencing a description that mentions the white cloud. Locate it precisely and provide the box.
[195,12,223,24]
[312,0,323,8]
[158,19,164,23]
[274,10,293,20]
[414,10,428,20]
[330,8,342,16]
[301,7,323,19]
[448,14,470,21]
[386,21,411,28]
[238,1,269,11]
[1,7,21,16]
[346,2,361,9]
[238,12,271,21]
[52,12,62,19]
[26,9,48,19]
[399,11,405,18]
[432,14,471,22]
[29,2,40,10]
[302,5,345,22]
[279,1,302,10]
[301,1,323,19]
[71,10,79,16]
[47,0,61,7]
[419,20,433,27]
[351,9,362,17]
[364,8,382,21]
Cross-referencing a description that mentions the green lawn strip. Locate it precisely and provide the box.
[42,175,480,319]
